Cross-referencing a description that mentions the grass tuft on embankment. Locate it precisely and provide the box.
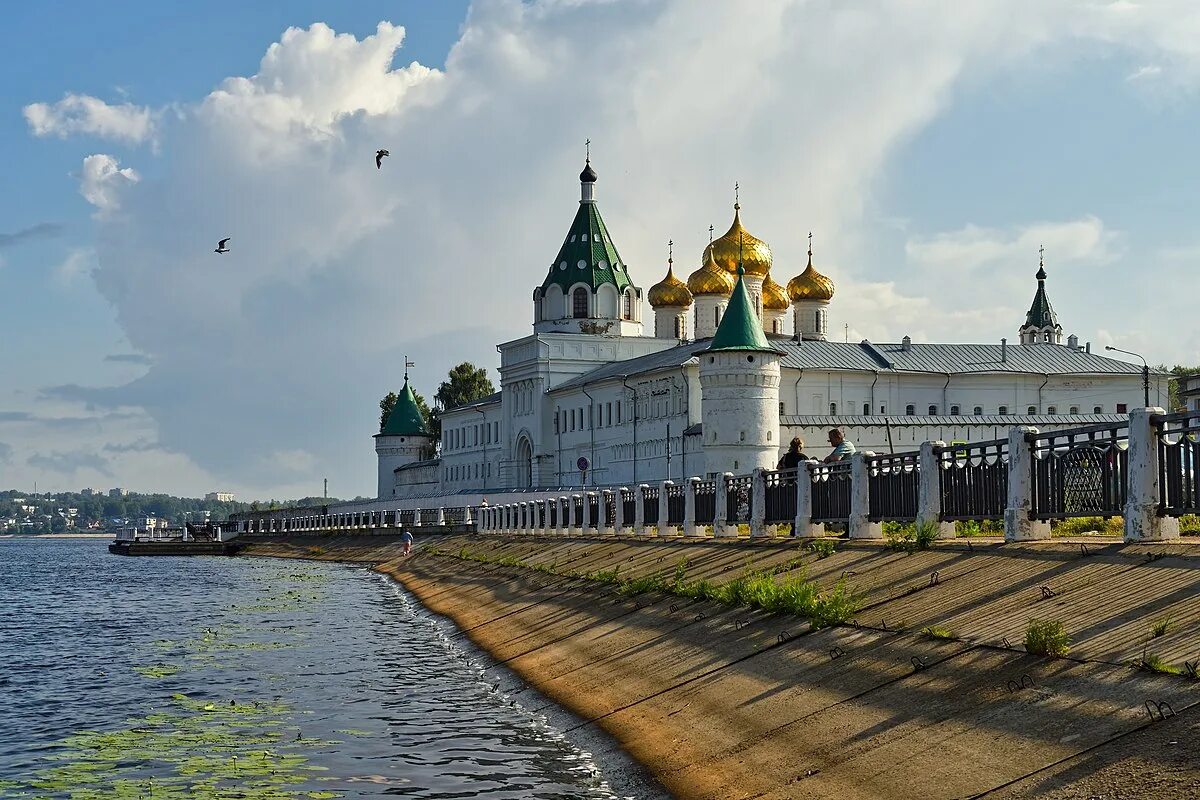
[1025,619,1070,657]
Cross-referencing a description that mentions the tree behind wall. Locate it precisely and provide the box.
[436,363,495,410]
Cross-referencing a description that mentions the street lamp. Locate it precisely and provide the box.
[1104,345,1151,409]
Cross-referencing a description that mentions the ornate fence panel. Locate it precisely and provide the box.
[694,479,716,525]
[1028,422,1129,519]
[572,496,584,526]
[937,439,1008,521]
[725,474,754,526]
[764,469,798,524]
[444,507,466,525]
[643,486,660,525]
[666,483,686,525]
[587,494,600,530]
[605,494,617,528]
[420,508,440,525]
[810,462,852,523]
[621,490,636,525]
[548,501,558,529]
[867,451,920,523]
[1156,411,1200,516]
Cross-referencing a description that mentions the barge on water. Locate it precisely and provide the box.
[108,522,241,556]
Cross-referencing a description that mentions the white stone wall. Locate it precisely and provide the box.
[692,295,727,339]
[375,434,433,498]
[654,306,690,340]
[700,349,781,476]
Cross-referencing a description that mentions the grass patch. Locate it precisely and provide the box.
[807,539,836,559]
[886,520,941,553]
[587,566,622,584]
[1049,516,1123,537]
[1180,514,1200,535]
[920,625,955,640]
[1025,619,1070,657]
[1151,616,1172,638]
[1138,652,1182,675]
[955,519,1003,537]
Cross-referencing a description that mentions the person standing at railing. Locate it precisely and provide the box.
[824,429,857,463]
[777,437,810,471]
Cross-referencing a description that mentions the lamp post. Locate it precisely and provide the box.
[1105,345,1150,409]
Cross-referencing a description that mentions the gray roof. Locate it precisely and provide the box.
[550,337,1151,393]
[444,392,502,413]
[394,459,439,473]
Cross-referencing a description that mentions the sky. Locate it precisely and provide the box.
[2,0,1199,500]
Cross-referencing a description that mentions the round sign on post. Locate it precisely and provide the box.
[577,456,590,472]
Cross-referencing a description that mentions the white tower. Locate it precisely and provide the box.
[787,234,835,340]
[374,372,434,498]
[700,266,783,476]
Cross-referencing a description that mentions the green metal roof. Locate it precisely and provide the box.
[707,268,778,353]
[541,199,633,295]
[379,379,428,437]
[1024,267,1059,330]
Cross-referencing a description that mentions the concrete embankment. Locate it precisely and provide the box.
[241,534,1200,799]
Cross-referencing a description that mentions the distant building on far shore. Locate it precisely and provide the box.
[109,488,129,497]
[205,491,235,502]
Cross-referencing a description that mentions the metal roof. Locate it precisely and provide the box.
[550,341,704,393]
[445,392,502,413]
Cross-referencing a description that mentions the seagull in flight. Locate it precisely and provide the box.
[376,149,389,169]
[214,238,231,254]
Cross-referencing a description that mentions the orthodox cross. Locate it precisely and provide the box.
[708,224,714,244]
[808,230,813,258]
[1039,244,1045,267]
[668,239,673,264]
[585,138,590,162]
[734,181,740,207]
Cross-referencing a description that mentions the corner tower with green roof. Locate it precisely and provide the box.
[699,266,785,477]
[374,375,435,499]
[533,157,643,335]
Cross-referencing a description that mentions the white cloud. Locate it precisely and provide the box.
[78,154,139,214]
[53,248,95,287]
[24,93,157,144]
[24,1,1200,496]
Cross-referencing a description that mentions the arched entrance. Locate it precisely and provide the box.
[515,436,534,488]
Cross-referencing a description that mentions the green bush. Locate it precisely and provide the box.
[886,520,941,553]
[1025,619,1070,657]
[920,625,955,640]
[807,539,836,559]
[618,573,670,596]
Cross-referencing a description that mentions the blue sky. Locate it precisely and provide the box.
[2,0,1199,498]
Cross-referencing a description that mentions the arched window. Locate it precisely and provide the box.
[829,402,837,415]
[622,290,633,320]
[929,405,938,415]
[573,287,589,318]
[863,403,870,415]
[999,406,1008,415]
[906,404,915,416]
[714,306,720,328]
[1093,405,1102,414]
[1028,405,1037,414]
[674,316,683,339]
[973,406,983,415]
[1047,406,1057,415]
[950,405,960,416]
[1069,406,1079,414]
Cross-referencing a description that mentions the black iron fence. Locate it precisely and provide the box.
[605,493,617,528]
[621,489,636,525]
[572,495,584,526]
[764,469,798,524]
[1155,411,1200,516]
[586,494,599,529]
[726,474,753,525]
[811,462,852,523]
[867,451,919,523]
[419,508,440,525]
[1028,422,1129,519]
[666,483,686,525]
[936,438,1008,521]
[694,479,716,524]
[643,486,660,525]
[548,500,558,528]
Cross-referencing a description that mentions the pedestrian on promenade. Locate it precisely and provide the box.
[401,529,414,556]
[823,429,857,463]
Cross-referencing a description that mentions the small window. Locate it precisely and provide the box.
[674,317,683,339]
[623,291,633,320]
[747,355,755,362]
[715,307,720,328]
[973,406,983,416]
[880,405,886,414]
[905,404,915,416]
[829,402,837,415]
[1093,406,1102,414]
[1047,406,1057,415]
[863,403,870,415]
[1027,406,1037,414]
[617,403,622,423]
[573,287,589,318]
[950,405,960,416]
[999,406,1008,415]
[1069,406,1079,415]
[929,405,938,415]
[779,402,785,414]
[1117,403,1128,414]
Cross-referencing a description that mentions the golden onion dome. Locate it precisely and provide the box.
[704,204,772,278]
[762,275,790,310]
[687,249,735,296]
[787,248,836,302]
[648,263,692,308]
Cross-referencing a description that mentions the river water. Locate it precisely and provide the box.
[0,539,648,798]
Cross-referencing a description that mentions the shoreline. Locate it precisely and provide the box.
[241,533,1200,800]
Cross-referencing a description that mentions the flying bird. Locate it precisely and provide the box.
[214,238,230,254]
[376,149,389,169]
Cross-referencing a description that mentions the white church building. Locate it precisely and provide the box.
[375,158,1166,500]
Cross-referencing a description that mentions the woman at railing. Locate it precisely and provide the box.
[777,437,810,471]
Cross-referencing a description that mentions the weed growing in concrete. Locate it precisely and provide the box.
[1137,652,1182,675]
[618,573,670,596]
[587,566,622,584]
[807,539,836,559]
[920,625,955,640]
[886,521,940,553]
[955,519,1002,537]
[1151,616,1172,638]
[1049,516,1122,537]
[1180,514,1200,535]
[1024,619,1070,657]
[672,557,689,587]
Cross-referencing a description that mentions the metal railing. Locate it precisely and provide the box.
[419,508,440,525]
[572,495,584,525]
[764,469,798,524]
[604,494,617,528]
[726,474,753,525]
[643,486,660,525]
[936,439,1008,521]
[1028,421,1129,519]
[868,451,919,523]
[666,483,686,525]
[811,461,852,523]
[548,501,558,529]
[694,479,716,525]
[587,495,600,530]
[1155,411,1200,516]
[621,489,636,526]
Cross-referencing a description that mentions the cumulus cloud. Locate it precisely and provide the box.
[23,1,1200,496]
[24,93,157,144]
[78,154,139,213]
[27,450,113,477]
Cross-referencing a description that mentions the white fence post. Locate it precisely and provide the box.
[684,477,700,537]
[794,460,824,538]
[1126,407,1180,542]
[714,473,735,537]
[658,480,673,537]
[1004,427,1051,541]
[750,468,769,538]
[849,452,883,539]
[918,441,956,538]
[614,488,627,534]
[635,485,648,536]
[568,495,580,536]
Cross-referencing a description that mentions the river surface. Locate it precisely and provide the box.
[0,539,638,798]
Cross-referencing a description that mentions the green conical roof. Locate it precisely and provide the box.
[707,267,779,353]
[540,166,634,295]
[379,379,428,437]
[1024,266,1059,330]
